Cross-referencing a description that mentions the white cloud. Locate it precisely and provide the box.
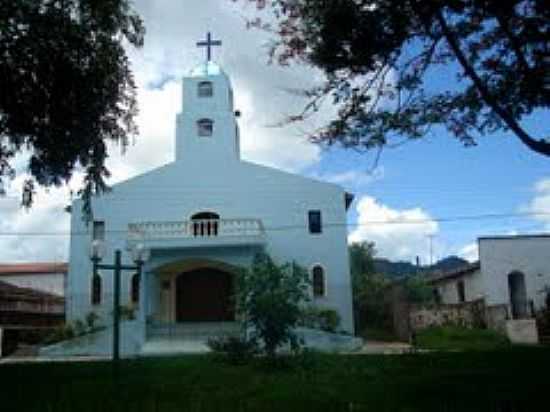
[456,242,479,262]
[0,176,70,262]
[316,168,384,189]
[526,177,550,230]
[348,196,439,262]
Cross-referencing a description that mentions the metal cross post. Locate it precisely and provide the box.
[196,32,222,62]
[91,246,147,378]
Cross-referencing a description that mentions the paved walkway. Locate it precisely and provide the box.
[357,341,413,354]
[141,338,211,355]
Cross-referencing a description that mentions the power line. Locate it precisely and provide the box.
[0,211,548,236]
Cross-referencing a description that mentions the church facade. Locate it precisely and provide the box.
[66,58,354,352]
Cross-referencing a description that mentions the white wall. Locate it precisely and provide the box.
[479,236,550,310]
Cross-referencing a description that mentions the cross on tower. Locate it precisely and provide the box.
[196,32,222,62]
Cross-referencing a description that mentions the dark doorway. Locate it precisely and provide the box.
[175,268,234,322]
[508,271,528,319]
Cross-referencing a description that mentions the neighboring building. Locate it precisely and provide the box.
[429,234,550,318]
[66,54,354,354]
[0,280,65,325]
[0,280,65,357]
[0,263,67,297]
[429,262,482,305]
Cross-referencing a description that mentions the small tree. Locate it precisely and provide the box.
[404,275,435,304]
[236,252,310,357]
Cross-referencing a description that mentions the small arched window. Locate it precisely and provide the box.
[91,273,102,305]
[312,265,326,298]
[197,119,214,137]
[131,273,140,304]
[198,81,213,97]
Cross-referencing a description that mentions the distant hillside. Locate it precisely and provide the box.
[373,256,469,278]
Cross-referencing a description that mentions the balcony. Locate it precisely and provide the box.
[127,219,266,250]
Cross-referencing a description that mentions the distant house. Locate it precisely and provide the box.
[0,280,65,357]
[429,262,482,304]
[429,234,550,318]
[0,263,67,297]
[0,280,65,324]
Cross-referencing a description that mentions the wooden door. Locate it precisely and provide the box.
[176,268,234,322]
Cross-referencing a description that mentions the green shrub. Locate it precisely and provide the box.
[236,253,310,357]
[85,311,100,330]
[415,326,510,351]
[301,306,341,333]
[73,319,87,336]
[43,325,67,344]
[207,335,258,365]
[63,323,75,340]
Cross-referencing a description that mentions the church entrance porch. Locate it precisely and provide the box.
[148,257,244,325]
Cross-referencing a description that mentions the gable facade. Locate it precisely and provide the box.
[66,61,354,352]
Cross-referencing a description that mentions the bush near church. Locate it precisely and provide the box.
[235,253,310,357]
[300,306,341,333]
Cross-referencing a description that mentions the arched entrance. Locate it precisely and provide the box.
[175,268,234,322]
[508,271,528,319]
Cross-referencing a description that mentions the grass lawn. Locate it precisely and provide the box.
[1,348,549,411]
[415,326,510,351]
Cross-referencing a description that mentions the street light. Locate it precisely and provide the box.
[131,242,150,265]
[89,240,149,372]
[90,239,105,264]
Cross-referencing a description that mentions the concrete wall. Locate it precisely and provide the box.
[67,64,354,342]
[0,273,65,296]
[479,236,550,311]
[505,319,539,344]
[409,299,486,331]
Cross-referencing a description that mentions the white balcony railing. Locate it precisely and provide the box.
[128,219,265,241]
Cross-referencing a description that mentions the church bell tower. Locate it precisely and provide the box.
[175,33,240,163]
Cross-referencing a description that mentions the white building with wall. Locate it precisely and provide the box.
[64,59,355,355]
[430,234,550,319]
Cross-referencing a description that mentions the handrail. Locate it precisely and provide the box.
[128,218,264,240]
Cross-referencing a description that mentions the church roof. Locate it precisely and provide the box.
[189,61,226,78]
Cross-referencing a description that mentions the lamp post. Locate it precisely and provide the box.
[90,240,149,370]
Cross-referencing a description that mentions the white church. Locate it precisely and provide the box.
[61,36,355,355]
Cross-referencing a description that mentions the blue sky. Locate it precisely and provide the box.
[311,108,549,261]
[0,0,548,264]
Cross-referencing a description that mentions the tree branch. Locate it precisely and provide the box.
[435,9,550,157]
[494,13,530,75]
